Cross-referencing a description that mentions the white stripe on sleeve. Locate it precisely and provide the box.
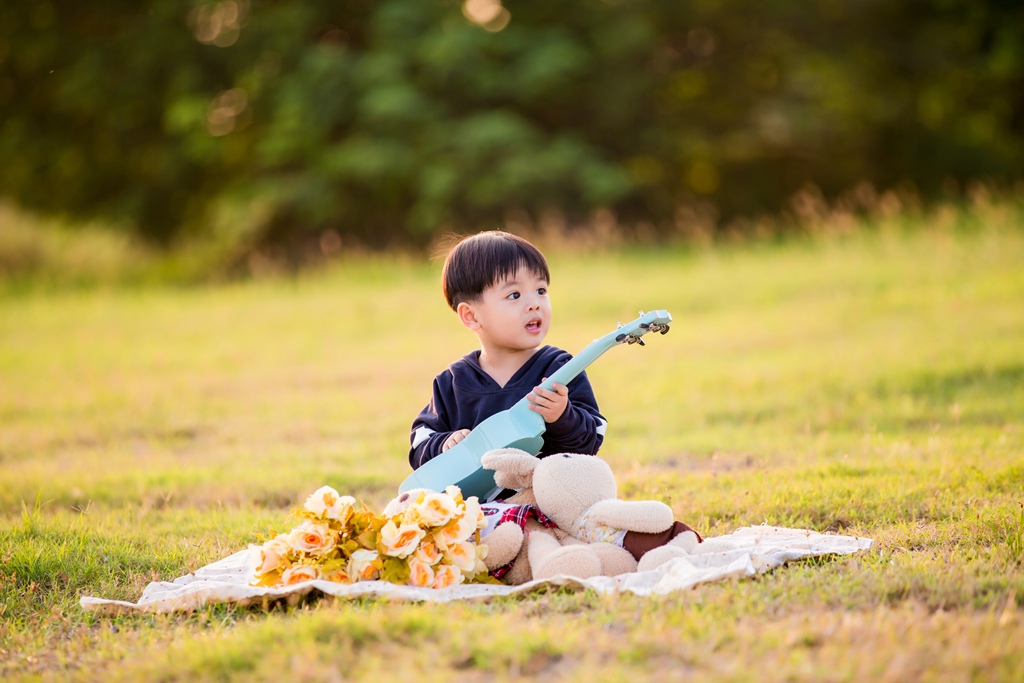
[412,426,436,448]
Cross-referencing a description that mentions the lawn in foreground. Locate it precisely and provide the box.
[1,206,1022,681]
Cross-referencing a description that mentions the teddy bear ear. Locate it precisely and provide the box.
[382,489,418,517]
[481,448,539,489]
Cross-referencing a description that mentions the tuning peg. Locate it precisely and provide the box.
[637,337,646,346]
[660,325,670,335]
[615,333,627,343]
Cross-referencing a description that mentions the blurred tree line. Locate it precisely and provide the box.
[1,0,1022,250]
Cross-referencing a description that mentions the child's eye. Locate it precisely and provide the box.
[537,287,547,296]
[507,291,520,300]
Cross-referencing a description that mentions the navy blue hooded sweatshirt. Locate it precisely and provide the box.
[409,345,606,469]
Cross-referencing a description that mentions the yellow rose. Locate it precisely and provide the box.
[413,541,440,566]
[415,492,458,527]
[281,563,321,585]
[348,549,381,582]
[407,558,436,588]
[432,563,463,589]
[304,486,355,523]
[288,520,336,556]
[249,536,290,577]
[378,520,426,558]
[444,540,478,573]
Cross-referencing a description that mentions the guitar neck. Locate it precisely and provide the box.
[508,309,671,412]
[511,337,616,411]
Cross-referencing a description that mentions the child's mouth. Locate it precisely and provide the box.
[525,320,542,333]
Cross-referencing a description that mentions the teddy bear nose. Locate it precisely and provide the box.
[562,454,570,458]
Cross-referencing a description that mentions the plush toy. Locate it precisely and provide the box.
[481,448,703,572]
[480,450,639,583]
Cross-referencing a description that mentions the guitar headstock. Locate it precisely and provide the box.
[533,309,673,395]
[612,309,672,346]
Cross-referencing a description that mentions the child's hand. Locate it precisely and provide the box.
[442,429,471,452]
[527,380,569,424]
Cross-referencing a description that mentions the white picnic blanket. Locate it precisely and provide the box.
[80,525,872,614]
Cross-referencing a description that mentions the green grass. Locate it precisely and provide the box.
[2,201,1023,681]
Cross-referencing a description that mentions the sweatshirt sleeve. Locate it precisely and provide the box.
[408,376,459,469]
[540,369,606,456]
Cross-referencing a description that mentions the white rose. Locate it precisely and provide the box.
[444,540,478,573]
[327,496,356,523]
[348,549,381,582]
[472,543,490,576]
[322,567,351,584]
[463,496,486,530]
[413,541,440,566]
[304,486,355,523]
[432,563,463,589]
[415,492,459,527]
[304,486,340,516]
[436,511,476,549]
[281,563,321,585]
[288,520,336,556]
[249,536,290,577]
[378,520,426,558]
[407,558,436,588]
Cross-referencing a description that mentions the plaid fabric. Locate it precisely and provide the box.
[490,504,559,580]
[497,504,558,531]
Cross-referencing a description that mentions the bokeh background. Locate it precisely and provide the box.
[2,5,1024,680]
[2,0,1022,272]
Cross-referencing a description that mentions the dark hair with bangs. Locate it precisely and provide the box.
[441,231,550,311]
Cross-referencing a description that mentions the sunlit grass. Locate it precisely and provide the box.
[1,203,1022,681]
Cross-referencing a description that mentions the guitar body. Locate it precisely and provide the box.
[399,405,545,501]
[399,310,672,500]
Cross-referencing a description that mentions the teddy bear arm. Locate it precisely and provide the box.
[587,499,675,533]
[481,523,525,571]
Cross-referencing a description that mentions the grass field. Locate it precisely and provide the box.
[2,202,1023,682]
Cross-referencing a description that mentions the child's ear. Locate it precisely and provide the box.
[457,302,480,330]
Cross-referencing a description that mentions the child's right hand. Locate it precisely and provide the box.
[442,429,471,452]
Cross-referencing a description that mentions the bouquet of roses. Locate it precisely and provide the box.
[249,485,493,589]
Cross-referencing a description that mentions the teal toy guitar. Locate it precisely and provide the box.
[399,310,672,501]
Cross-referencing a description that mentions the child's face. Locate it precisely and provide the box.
[464,269,551,354]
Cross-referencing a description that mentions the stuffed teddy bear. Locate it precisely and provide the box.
[480,450,639,583]
[481,448,703,572]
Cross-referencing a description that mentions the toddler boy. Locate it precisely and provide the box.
[409,231,607,470]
